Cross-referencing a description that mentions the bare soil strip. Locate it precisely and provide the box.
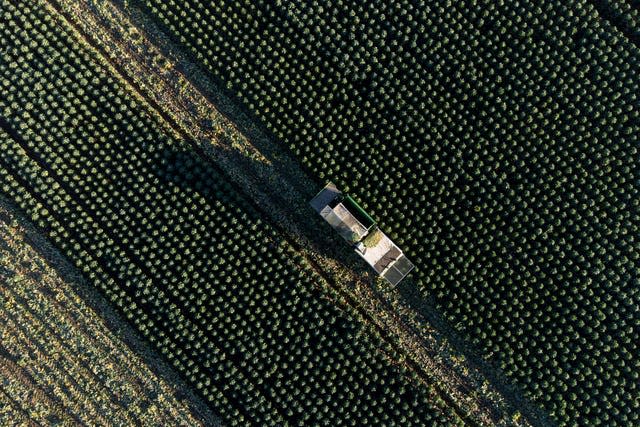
[37,0,545,425]
[0,198,220,426]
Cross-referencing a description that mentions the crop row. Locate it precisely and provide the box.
[0,207,214,425]
[0,1,460,425]
[135,0,640,424]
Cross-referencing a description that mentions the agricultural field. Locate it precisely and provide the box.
[0,0,474,425]
[0,198,217,425]
[124,0,640,425]
[1,0,638,425]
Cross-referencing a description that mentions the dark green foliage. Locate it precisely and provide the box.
[135,0,640,424]
[0,1,460,425]
[590,0,640,44]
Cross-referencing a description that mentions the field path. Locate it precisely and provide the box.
[35,0,551,425]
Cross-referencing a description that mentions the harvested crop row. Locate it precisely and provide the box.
[0,387,34,426]
[0,1,461,425]
[0,200,217,426]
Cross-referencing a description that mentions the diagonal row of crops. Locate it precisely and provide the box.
[0,1,462,425]
[132,0,640,424]
[0,200,217,426]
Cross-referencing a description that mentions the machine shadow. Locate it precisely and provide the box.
[151,142,372,281]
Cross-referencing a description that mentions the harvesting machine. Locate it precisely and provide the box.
[310,183,414,286]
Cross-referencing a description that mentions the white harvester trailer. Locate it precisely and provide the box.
[310,182,414,286]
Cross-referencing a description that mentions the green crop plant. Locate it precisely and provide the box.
[0,1,461,425]
[133,0,640,424]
